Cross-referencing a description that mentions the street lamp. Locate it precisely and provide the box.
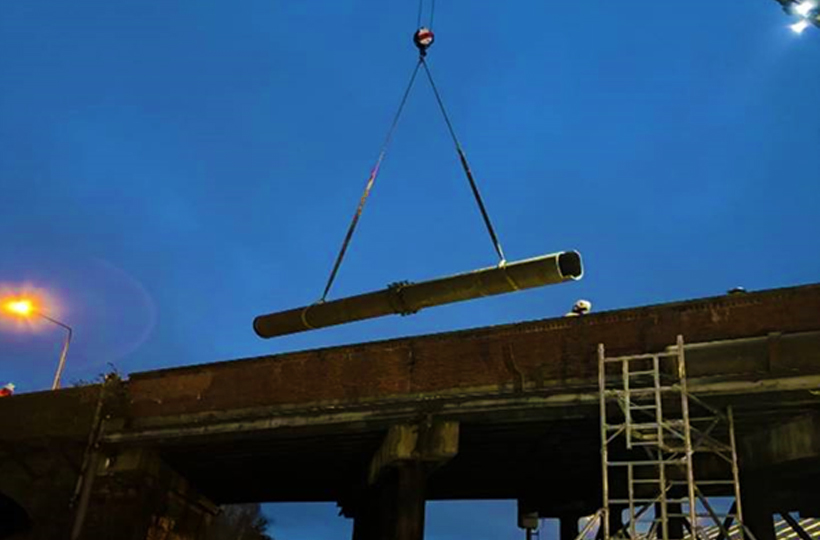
[777,0,820,32]
[2,297,73,390]
[793,0,817,17]
[791,19,812,33]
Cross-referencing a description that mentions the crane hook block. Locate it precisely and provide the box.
[414,27,434,56]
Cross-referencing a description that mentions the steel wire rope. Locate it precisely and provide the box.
[319,60,423,302]
[420,58,507,264]
[418,0,436,29]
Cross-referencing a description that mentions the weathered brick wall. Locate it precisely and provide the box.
[127,284,820,417]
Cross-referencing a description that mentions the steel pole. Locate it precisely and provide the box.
[254,250,582,339]
[40,313,73,390]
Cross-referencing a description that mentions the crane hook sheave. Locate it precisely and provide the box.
[414,27,435,55]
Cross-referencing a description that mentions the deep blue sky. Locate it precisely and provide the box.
[1,1,818,538]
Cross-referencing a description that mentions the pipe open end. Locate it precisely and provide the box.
[252,317,269,339]
[558,251,583,280]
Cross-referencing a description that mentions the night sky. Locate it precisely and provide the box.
[1,1,819,538]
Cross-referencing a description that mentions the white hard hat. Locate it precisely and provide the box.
[574,299,592,313]
[3,383,15,391]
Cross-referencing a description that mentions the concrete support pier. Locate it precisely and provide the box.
[353,463,427,540]
[741,482,776,540]
[560,514,580,540]
[351,420,459,540]
[607,505,625,537]
[667,502,684,540]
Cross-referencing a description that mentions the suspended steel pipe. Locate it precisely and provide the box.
[253,250,583,339]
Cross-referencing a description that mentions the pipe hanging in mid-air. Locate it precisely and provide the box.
[253,250,583,339]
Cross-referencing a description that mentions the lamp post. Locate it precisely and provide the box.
[3,299,73,390]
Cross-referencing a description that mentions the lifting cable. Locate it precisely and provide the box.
[320,60,422,303]
[420,58,506,266]
[319,0,505,303]
[417,0,435,29]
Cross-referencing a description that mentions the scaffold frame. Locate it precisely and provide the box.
[597,335,757,540]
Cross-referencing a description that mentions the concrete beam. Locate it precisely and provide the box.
[101,371,820,445]
[368,421,458,485]
[742,413,820,470]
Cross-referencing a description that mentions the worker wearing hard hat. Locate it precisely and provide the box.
[566,300,592,317]
[0,383,15,397]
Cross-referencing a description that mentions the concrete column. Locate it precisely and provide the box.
[516,499,538,532]
[351,497,378,540]
[352,463,427,540]
[72,449,216,540]
[667,502,684,540]
[741,483,776,540]
[560,514,580,540]
[393,462,427,540]
[608,505,625,537]
[352,420,459,540]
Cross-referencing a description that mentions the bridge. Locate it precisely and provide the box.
[2,283,820,539]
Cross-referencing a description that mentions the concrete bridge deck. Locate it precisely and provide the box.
[2,283,820,539]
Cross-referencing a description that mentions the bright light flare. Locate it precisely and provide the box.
[4,299,34,316]
[795,1,816,17]
[791,19,811,33]
[0,285,58,332]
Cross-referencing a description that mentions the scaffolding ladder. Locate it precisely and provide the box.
[598,335,755,540]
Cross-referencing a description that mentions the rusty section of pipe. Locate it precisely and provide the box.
[253,251,583,339]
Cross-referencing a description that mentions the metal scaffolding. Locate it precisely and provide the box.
[597,335,756,540]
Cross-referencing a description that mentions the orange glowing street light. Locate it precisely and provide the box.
[2,296,73,391]
[6,299,34,316]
